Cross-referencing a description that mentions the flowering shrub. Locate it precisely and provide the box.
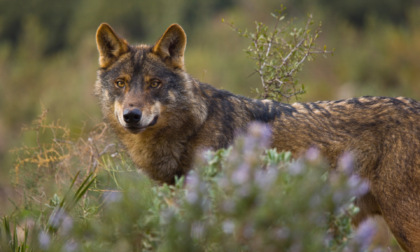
[1,121,383,252]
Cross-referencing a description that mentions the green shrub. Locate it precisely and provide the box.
[225,6,332,102]
[2,119,378,251]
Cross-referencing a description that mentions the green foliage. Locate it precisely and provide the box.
[0,0,234,55]
[294,0,415,27]
[2,117,381,251]
[1,3,415,251]
[47,171,96,233]
[1,217,31,252]
[226,6,332,102]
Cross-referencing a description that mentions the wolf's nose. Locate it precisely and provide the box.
[123,108,142,124]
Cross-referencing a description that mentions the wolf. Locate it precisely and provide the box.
[95,23,420,251]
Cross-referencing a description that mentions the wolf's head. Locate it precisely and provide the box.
[95,24,206,134]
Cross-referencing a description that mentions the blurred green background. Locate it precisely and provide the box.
[1,0,419,198]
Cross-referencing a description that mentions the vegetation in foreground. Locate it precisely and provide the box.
[1,6,406,252]
[3,114,382,251]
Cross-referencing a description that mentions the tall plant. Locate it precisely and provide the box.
[226,6,333,101]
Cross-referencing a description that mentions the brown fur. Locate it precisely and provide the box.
[95,23,420,251]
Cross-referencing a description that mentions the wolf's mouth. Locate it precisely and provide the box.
[125,115,159,133]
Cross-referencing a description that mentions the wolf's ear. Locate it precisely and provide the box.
[153,24,187,69]
[96,23,129,68]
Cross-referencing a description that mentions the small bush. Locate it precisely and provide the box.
[225,6,332,102]
[2,117,379,251]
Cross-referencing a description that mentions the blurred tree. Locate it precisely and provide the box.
[0,0,81,55]
[293,0,415,27]
[0,0,234,56]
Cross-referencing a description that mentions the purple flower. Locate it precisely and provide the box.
[48,207,74,236]
[38,231,50,250]
[305,147,320,161]
[354,218,377,250]
[348,175,370,196]
[339,152,355,174]
[255,168,278,190]
[244,122,272,151]
[185,171,200,190]
[64,240,78,252]
[288,160,304,175]
[48,207,68,229]
[185,190,199,204]
[191,221,205,239]
[231,163,250,185]
[222,220,235,234]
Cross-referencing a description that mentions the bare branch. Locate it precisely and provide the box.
[226,9,331,102]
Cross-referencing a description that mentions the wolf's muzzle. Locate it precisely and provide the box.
[123,108,142,125]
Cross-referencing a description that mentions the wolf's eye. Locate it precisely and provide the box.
[115,80,126,88]
[150,79,161,88]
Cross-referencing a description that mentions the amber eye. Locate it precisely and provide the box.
[150,79,161,88]
[115,80,126,88]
